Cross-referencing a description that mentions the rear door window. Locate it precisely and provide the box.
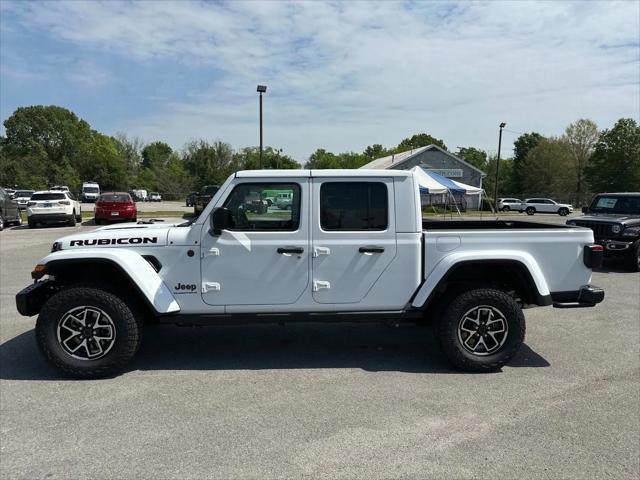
[320,182,388,231]
[31,193,66,201]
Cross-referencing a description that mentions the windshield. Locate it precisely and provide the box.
[31,193,65,201]
[202,186,219,196]
[83,187,99,193]
[14,191,34,198]
[590,195,640,214]
[99,194,130,203]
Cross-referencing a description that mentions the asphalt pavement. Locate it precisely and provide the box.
[0,219,638,479]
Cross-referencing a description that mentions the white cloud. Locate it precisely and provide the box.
[3,0,639,160]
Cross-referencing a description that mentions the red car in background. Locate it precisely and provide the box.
[94,192,137,225]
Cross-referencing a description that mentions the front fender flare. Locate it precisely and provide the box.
[40,249,180,314]
[411,251,551,309]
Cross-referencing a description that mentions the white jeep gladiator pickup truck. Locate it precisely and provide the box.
[16,170,604,378]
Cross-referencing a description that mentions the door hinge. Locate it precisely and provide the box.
[202,282,221,293]
[312,280,331,291]
[313,246,331,257]
[201,247,220,258]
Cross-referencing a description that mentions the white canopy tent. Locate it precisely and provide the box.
[409,166,487,216]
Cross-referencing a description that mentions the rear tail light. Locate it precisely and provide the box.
[58,200,70,205]
[583,244,603,269]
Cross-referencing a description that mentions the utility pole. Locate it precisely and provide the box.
[256,85,267,169]
[494,122,506,211]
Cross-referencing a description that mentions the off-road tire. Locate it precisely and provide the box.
[558,208,569,216]
[36,287,142,379]
[434,288,525,372]
[525,207,535,215]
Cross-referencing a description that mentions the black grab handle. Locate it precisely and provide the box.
[277,247,304,254]
[359,246,385,254]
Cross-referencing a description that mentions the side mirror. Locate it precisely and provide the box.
[210,207,233,235]
[582,206,589,214]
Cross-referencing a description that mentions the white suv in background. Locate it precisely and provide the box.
[520,198,574,216]
[498,198,523,212]
[27,191,82,228]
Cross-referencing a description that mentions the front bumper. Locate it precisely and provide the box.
[16,280,57,317]
[552,285,605,308]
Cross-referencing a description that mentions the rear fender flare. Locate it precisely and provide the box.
[41,249,180,314]
[411,251,550,309]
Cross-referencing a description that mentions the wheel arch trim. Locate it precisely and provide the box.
[40,249,180,314]
[411,252,551,309]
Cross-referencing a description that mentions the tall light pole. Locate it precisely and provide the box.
[257,85,267,169]
[494,122,506,211]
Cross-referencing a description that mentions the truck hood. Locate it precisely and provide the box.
[54,222,178,249]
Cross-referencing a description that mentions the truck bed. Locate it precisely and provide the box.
[423,219,574,230]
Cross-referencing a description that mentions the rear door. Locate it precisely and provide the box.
[311,178,397,304]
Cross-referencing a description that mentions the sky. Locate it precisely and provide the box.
[1,0,639,163]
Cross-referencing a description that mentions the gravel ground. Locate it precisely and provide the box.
[0,220,638,479]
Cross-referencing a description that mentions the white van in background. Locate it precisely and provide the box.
[81,182,100,202]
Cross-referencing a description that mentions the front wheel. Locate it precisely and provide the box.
[525,207,535,215]
[628,241,640,272]
[434,288,525,372]
[36,287,142,379]
[502,205,510,212]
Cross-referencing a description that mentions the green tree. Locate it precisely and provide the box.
[142,141,173,169]
[522,138,574,196]
[396,133,447,152]
[77,134,128,190]
[183,140,237,186]
[113,134,143,174]
[363,143,388,159]
[512,132,544,193]
[563,119,599,205]
[305,149,339,169]
[585,118,640,193]
[483,155,515,201]
[456,147,488,171]
[235,146,299,171]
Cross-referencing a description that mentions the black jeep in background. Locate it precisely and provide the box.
[567,193,640,271]
[194,185,220,216]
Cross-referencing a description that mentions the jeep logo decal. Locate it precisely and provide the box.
[174,283,197,294]
[69,237,158,246]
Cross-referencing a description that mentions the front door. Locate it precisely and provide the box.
[200,180,310,307]
[311,178,397,305]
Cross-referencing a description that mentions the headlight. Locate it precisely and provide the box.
[622,227,640,237]
[51,242,62,252]
[611,225,621,234]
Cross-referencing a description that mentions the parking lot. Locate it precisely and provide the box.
[0,219,638,479]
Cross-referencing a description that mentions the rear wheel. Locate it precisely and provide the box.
[434,288,525,372]
[13,213,23,226]
[36,287,142,379]
[28,218,36,228]
[558,208,569,216]
[525,207,535,215]
[67,211,76,226]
